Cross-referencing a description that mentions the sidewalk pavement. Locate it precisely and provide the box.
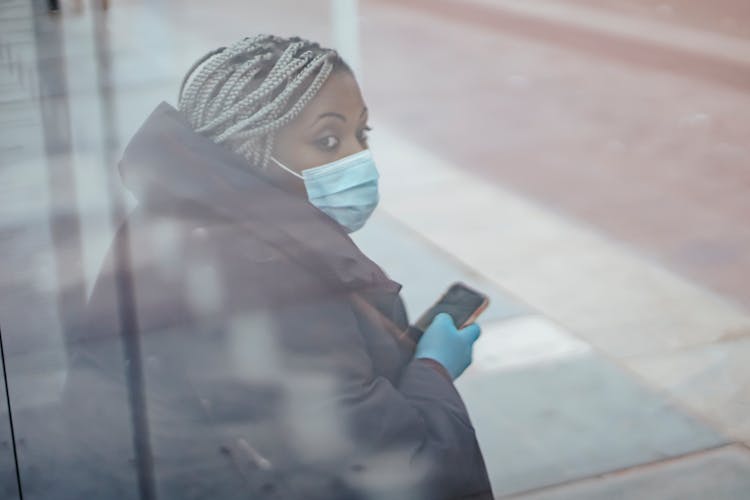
[358,0,750,449]
[363,126,750,497]
[507,445,750,499]
[541,0,750,41]
[368,125,750,448]
[383,0,750,91]
[361,0,750,311]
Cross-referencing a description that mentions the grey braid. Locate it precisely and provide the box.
[178,35,349,169]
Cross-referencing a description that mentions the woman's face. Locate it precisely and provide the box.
[270,69,370,194]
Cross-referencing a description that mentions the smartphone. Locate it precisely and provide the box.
[414,282,489,333]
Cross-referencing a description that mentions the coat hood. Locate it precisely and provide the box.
[117,101,399,294]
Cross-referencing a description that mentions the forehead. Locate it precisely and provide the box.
[296,70,366,122]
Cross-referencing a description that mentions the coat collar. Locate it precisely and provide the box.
[119,101,400,294]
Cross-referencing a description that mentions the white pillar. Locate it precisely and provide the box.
[331,0,361,79]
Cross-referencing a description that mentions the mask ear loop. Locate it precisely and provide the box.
[270,156,304,179]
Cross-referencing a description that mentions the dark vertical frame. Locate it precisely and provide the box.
[0,325,21,499]
[31,0,86,349]
[90,4,157,499]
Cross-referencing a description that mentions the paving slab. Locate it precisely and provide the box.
[510,444,750,500]
[455,318,728,497]
[629,337,750,446]
[0,357,21,500]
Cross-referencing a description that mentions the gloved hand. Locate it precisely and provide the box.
[414,313,481,380]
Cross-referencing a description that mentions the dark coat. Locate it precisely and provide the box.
[57,102,493,500]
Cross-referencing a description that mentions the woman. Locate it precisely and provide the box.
[64,35,493,499]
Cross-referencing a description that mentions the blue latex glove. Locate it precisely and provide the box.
[414,313,481,380]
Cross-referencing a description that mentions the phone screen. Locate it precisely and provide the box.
[414,283,488,332]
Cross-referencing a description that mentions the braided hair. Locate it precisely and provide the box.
[178,35,350,168]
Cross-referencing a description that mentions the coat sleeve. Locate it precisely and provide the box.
[264,292,494,500]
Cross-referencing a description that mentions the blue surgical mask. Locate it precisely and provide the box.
[270,150,379,233]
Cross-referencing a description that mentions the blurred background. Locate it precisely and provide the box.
[1,0,749,498]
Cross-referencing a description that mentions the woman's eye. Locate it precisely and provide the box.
[316,136,339,151]
[358,126,372,144]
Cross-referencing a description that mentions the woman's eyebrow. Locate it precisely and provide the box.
[310,112,346,127]
[309,107,368,128]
